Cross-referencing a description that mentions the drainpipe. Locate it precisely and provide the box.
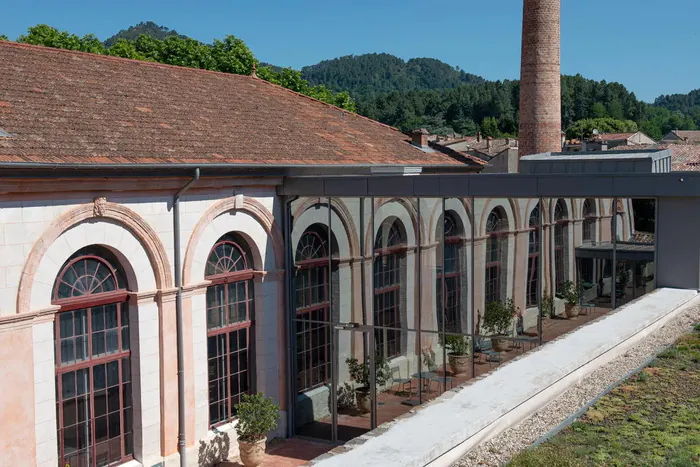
[173,168,200,467]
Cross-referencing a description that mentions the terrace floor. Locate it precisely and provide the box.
[295,303,615,443]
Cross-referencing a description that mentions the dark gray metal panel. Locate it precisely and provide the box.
[323,177,368,196]
[367,176,416,197]
[413,176,444,197]
[536,174,615,197]
[468,175,539,197]
[280,172,700,198]
[657,197,700,289]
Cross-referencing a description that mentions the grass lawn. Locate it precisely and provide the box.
[508,325,700,467]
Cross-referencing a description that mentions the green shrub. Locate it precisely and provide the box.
[346,356,390,391]
[234,393,280,442]
[541,293,555,318]
[559,281,583,306]
[441,334,472,356]
[484,299,516,336]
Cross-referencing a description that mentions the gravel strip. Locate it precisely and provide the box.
[454,301,700,467]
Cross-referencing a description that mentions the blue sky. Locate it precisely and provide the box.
[2,0,698,102]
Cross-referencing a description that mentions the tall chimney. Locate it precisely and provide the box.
[518,0,561,160]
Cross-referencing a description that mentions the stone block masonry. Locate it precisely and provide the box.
[518,0,562,158]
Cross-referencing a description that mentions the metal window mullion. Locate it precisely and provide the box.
[612,197,618,310]
[327,197,338,443]
[538,198,544,346]
[369,196,377,429]
[441,198,447,391]
[470,197,476,381]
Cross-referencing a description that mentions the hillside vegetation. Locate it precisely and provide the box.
[3,22,699,140]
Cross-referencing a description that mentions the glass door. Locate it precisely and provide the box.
[335,324,374,442]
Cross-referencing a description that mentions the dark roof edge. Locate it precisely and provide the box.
[0,162,480,178]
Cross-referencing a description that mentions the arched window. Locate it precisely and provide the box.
[374,219,406,359]
[554,199,569,289]
[205,233,255,426]
[582,199,596,244]
[295,227,331,393]
[437,212,463,333]
[53,246,133,467]
[526,204,540,307]
[485,208,508,304]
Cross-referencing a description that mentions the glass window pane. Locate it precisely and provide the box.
[105,329,119,354]
[107,361,119,387]
[108,411,121,439]
[92,331,105,357]
[76,368,89,396]
[60,339,75,365]
[62,372,76,399]
[107,386,120,414]
[94,390,107,418]
[121,327,130,351]
[74,336,87,363]
[63,399,77,427]
[92,307,105,332]
[105,304,118,329]
[93,364,106,390]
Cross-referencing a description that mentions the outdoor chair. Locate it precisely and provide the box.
[425,364,453,393]
[390,365,413,396]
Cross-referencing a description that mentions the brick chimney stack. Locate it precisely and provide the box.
[411,128,429,148]
[518,0,561,159]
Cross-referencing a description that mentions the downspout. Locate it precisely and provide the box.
[173,168,200,467]
[283,195,299,437]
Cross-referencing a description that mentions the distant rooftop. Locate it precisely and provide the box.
[519,149,672,174]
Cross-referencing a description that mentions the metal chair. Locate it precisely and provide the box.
[390,365,413,396]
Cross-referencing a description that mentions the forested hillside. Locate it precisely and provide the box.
[301,53,485,100]
[3,22,699,140]
[104,21,186,47]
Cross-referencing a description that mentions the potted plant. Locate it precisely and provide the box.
[346,356,390,414]
[235,393,280,467]
[483,299,516,352]
[441,334,472,376]
[541,292,555,319]
[560,280,582,319]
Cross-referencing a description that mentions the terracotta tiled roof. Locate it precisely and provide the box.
[610,143,700,172]
[596,133,635,141]
[468,138,518,157]
[631,231,654,244]
[665,144,700,171]
[665,130,700,144]
[0,42,468,167]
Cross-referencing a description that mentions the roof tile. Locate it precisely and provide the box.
[0,42,470,167]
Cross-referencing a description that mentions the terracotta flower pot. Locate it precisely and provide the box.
[239,437,267,467]
[355,389,371,414]
[448,353,471,376]
[565,303,581,319]
[491,337,508,353]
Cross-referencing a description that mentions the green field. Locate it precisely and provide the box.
[508,325,700,467]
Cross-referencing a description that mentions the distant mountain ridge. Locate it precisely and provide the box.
[104,21,188,47]
[95,22,699,139]
[301,53,486,100]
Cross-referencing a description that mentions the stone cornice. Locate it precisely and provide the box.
[0,306,59,333]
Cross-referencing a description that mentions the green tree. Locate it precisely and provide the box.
[565,118,638,140]
[211,35,255,75]
[480,116,500,138]
[0,34,8,41]
[591,102,607,118]
[105,38,146,60]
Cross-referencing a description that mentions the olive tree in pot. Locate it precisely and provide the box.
[441,335,472,376]
[483,299,516,352]
[561,280,583,319]
[346,356,390,414]
[235,393,280,467]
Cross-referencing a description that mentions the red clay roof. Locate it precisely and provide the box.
[0,42,468,167]
[596,132,635,141]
